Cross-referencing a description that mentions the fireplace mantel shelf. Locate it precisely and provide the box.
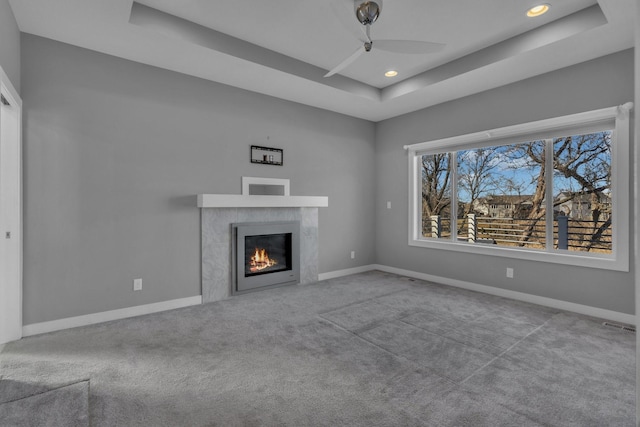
[197,194,328,208]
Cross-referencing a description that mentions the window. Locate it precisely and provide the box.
[406,104,632,271]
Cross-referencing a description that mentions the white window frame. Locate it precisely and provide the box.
[405,103,633,272]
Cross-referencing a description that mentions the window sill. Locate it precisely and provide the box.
[409,237,628,272]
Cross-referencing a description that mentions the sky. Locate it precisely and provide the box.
[426,131,612,204]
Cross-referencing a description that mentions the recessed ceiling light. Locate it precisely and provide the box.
[527,4,550,17]
[385,70,398,77]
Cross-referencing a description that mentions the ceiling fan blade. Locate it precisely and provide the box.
[374,40,445,54]
[324,45,365,77]
[330,0,368,41]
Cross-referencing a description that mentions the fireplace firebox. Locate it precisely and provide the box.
[232,221,300,294]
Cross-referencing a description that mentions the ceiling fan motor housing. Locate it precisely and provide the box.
[355,0,382,26]
[324,0,443,78]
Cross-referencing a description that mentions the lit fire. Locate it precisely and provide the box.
[249,247,277,272]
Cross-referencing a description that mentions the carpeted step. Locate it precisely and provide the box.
[0,379,90,427]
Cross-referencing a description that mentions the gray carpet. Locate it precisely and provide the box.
[0,271,635,426]
[0,380,89,427]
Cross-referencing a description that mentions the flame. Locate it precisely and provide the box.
[249,247,277,272]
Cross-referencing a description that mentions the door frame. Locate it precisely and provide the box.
[0,65,22,346]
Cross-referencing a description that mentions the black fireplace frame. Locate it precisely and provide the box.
[231,221,300,295]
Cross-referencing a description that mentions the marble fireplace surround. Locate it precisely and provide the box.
[198,194,328,303]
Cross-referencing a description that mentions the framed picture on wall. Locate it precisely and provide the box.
[251,145,283,166]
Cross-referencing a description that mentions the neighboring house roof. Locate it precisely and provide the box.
[475,195,534,205]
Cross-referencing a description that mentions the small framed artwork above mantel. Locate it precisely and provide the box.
[251,145,283,166]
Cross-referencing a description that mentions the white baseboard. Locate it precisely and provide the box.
[19,264,635,337]
[371,264,635,325]
[22,295,203,337]
[318,265,377,281]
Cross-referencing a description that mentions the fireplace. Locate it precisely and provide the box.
[232,221,300,294]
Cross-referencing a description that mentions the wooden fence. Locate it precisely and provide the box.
[423,215,612,253]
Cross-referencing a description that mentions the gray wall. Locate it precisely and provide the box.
[375,49,635,315]
[18,32,636,324]
[0,0,20,90]
[21,34,376,325]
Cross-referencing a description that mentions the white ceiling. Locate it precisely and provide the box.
[7,0,635,121]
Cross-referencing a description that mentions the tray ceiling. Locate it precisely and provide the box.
[8,0,634,121]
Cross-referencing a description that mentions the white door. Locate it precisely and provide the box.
[0,67,22,345]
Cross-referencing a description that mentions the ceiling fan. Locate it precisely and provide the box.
[324,0,445,78]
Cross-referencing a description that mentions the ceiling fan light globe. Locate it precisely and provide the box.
[355,1,381,26]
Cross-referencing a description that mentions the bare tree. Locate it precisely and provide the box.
[457,148,500,216]
[553,132,611,220]
[421,153,451,218]
[553,132,611,250]
[503,141,547,245]
[507,132,612,250]
[420,132,611,250]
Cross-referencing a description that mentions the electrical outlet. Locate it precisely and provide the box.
[386,201,391,209]
[506,268,514,279]
[133,278,142,291]
[350,251,355,259]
